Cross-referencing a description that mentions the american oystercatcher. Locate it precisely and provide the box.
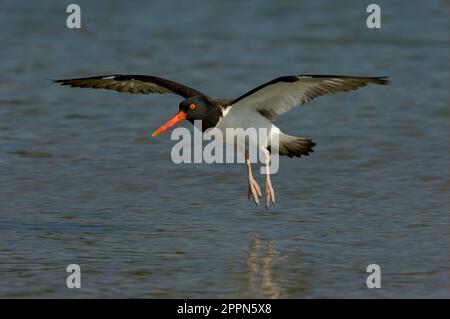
[54,74,389,208]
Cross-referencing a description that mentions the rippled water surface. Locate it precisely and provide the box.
[0,0,449,298]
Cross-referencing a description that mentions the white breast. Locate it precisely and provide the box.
[208,105,281,150]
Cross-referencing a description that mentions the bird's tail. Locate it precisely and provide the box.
[268,134,316,158]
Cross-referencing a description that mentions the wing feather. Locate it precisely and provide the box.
[53,74,204,98]
[231,75,389,121]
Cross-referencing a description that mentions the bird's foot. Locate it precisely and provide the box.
[265,178,276,209]
[248,176,262,206]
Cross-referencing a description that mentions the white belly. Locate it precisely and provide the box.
[206,106,281,150]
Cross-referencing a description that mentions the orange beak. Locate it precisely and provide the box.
[151,111,187,137]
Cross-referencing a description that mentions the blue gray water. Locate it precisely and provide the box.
[0,0,448,298]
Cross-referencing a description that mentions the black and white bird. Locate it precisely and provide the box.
[54,74,389,208]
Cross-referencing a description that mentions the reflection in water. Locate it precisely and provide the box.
[245,238,280,299]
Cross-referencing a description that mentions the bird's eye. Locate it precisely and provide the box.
[189,103,196,110]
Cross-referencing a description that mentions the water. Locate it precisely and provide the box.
[0,0,448,298]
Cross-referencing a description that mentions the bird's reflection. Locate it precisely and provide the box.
[244,237,281,299]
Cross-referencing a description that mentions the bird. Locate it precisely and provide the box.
[54,74,389,208]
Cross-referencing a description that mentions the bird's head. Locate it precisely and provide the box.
[151,96,211,137]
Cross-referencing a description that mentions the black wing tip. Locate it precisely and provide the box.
[50,75,122,84]
[51,79,66,84]
[50,78,70,86]
[363,76,390,85]
[374,76,390,85]
[298,74,390,85]
[51,78,77,86]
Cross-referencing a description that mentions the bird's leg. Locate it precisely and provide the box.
[263,148,276,208]
[245,149,261,206]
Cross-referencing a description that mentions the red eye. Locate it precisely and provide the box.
[189,103,196,110]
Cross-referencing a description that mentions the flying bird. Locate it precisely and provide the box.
[54,74,389,208]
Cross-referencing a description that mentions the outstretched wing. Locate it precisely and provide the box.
[53,74,205,98]
[231,75,389,121]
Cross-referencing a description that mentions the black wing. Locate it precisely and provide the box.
[231,75,389,121]
[53,74,205,98]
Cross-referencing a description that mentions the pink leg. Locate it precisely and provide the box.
[245,150,262,206]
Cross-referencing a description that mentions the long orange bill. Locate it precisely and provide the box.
[151,111,187,137]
